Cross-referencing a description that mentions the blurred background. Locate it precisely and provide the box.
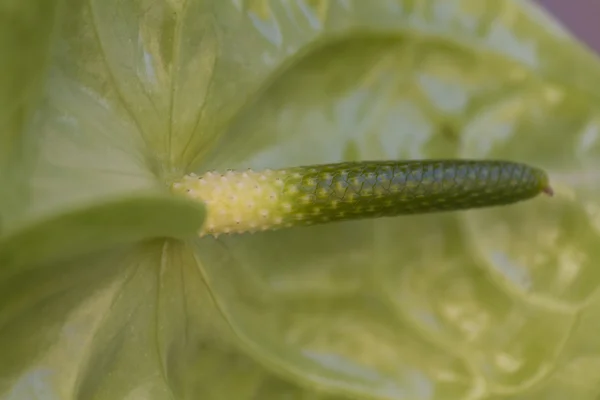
[538,0,600,53]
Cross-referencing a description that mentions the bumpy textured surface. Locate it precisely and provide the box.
[172,169,290,236]
[173,160,551,237]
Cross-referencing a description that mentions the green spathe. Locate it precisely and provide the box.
[1,1,600,399]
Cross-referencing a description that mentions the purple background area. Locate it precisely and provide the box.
[538,0,600,53]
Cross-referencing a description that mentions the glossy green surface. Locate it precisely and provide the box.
[1,1,600,400]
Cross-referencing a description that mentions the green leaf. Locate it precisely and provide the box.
[197,1,600,398]
[87,0,336,171]
[0,66,206,270]
[0,195,205,273]
[3,0,600,400]
[0,0,62,228]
